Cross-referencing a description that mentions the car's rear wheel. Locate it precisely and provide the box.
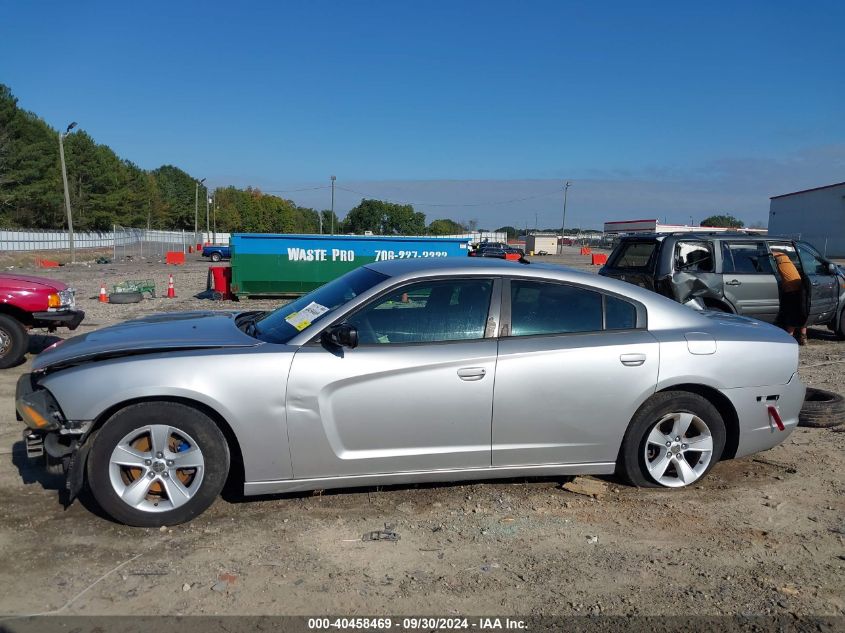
[211,252,222,262]
[86,402,229,527]
[617,391,726,488]
[0,314,28,369]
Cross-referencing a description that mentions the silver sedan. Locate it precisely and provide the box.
[17,258,804,526]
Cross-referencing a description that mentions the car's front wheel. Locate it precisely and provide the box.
[0,314,27,369]
[86,402,229,527]
[617,391,726,488]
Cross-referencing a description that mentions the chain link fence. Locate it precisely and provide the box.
[0,227,207,261]
[112,226,203,261]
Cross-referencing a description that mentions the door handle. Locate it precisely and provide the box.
[620,353,646,367]
[725,279,742,286]
[457,367,486,381]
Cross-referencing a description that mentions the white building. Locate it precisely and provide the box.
[769,182,845,257]
[525,234,558,254]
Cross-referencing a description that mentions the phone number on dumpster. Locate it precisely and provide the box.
[374,250,450,261]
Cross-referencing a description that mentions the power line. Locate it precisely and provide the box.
[260,185,332,193]
[247,183,567,210]
[334,186,562,208]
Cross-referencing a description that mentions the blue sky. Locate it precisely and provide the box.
[2,0,843,229]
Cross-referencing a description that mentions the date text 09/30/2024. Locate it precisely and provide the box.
[307,617,527,630]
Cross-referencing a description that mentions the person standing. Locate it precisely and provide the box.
[772,249,808,345]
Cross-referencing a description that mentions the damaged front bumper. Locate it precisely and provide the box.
[16,372,92,502]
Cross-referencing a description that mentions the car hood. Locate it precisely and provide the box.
[32,311,261,370]
[0,273,68,292]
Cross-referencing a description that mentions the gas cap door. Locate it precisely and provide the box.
[685,332,717,355]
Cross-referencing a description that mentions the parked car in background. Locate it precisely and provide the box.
[201,244,231,262]
[0,273,84,368]
[19,258,803,526]
[599,233,845,339]
[470,243,525,261]
[468,241,508,257]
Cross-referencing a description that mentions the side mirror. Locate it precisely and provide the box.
[322,323,359,349]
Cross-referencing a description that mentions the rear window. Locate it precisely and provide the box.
[611,241,657,269]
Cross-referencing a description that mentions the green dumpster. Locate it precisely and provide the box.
[229,233,470,297]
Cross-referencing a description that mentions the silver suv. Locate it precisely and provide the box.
[599,233,845,338]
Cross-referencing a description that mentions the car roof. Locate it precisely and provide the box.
[618,232,775,242]
[362,257,705,331]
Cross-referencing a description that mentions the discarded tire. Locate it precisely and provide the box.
[108,291,143,304]
[798,387,845,428]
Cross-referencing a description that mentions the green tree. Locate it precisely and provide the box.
[427,218,465,235]
[699,214,744,228]
[345,199,426,235]
[495,225,519,240]
[0,84,64,228]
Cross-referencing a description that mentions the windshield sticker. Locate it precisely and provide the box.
[285,302,330,331]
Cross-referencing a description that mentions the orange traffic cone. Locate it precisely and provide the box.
[166,274,176,298]
[99,283,109,303]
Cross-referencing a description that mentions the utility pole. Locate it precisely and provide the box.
[213,198,217,243]
[195,178,206,241]
[561,181,571,253]
[205,188,210,236]
[58,122,77,262]
[330,175,336,234]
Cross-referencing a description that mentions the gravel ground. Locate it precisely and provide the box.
[0,248,842,617]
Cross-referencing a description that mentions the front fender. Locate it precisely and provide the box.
[39,346,296,483]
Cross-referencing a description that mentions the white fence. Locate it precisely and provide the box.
[0,229,507,260]
[0,229,117,251]
[0,228,226,254]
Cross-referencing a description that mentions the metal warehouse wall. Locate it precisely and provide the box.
[769,184,845,257]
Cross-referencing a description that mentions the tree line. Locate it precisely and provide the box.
[0,84,506,237]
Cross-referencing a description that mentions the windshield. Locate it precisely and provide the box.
[252,266,389,344]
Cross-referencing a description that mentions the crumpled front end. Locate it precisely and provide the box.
[17,372,92,500]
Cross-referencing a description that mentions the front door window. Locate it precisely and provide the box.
[346,278,494,344]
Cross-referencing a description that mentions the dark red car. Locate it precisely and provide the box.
[0,273,84,368]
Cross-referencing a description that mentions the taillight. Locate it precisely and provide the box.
[47,293,61,308]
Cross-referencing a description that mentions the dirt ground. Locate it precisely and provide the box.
[0,248,842,618]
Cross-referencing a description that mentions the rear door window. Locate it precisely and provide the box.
[611,241,657,269]
[605,295,638,329]
[509,280,640,336]
[675,241,714,272]
[721,242,774,274]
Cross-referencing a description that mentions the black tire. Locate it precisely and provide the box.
[108,291,143,304]
[617,391,726,488]
[799,387,845,428]
[210,252,222,262]
[86,402,230,527]
[0,314,28,369]
[836,310,845,341]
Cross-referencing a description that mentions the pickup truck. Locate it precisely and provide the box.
[0,273,85,368]
[201,244,231,262]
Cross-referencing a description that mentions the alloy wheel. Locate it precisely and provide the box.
[643,411,713,487]
[108,424,205,513]
[0,328,10,357]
